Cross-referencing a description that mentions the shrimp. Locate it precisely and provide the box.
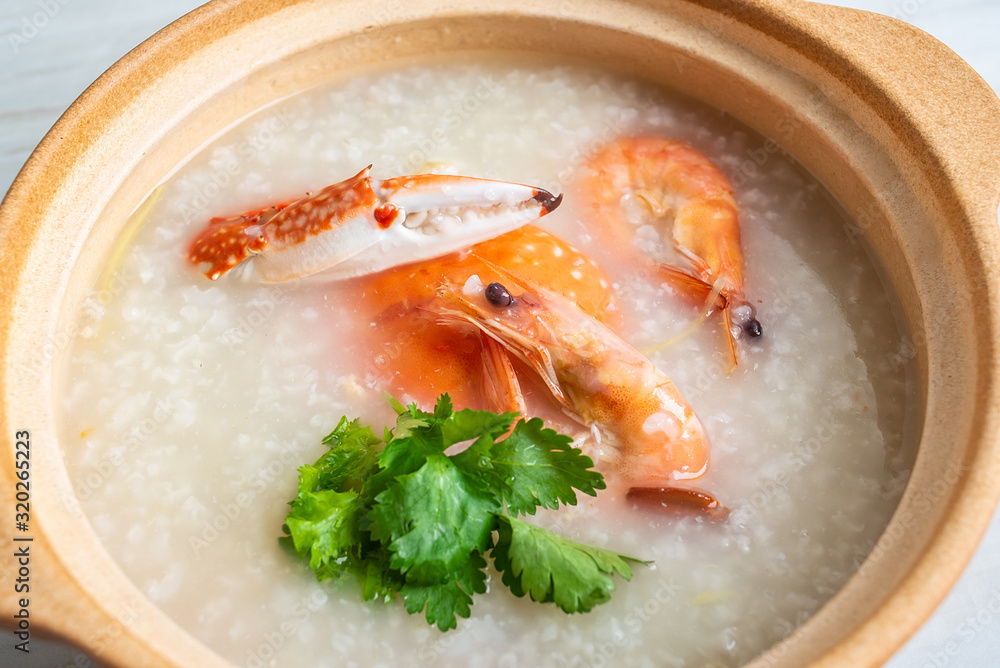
[351,225,618,413]
[582,137,761,368]
[430,266,710,485]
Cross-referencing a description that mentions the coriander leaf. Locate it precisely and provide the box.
[365,405,441,498]
[440,407,514,449]
[433,393,454,420]
[365,434,437,500]
[371,454,500,582]
[449,430,495,473]
[487,417,606,515]
[391,412,433,441]
[314,560,351,582]
[283,403,644,632]
[321,415,381,451]
[359,557,398,603]
[492,515,638,614]
[296,464,323,495]
[365,475,407,544]
[401,551,488,631]
[392,394,512,449]
[385,393,409,416]
[306,417,381,492]
[392,400,434,440]
[285,489,362,570]
[365,396,510,499]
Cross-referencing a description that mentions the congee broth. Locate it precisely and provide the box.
[60,57,915,667]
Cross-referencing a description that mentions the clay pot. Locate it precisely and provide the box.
[1,1,998,666]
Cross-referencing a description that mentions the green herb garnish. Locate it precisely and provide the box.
[281,394,643,630]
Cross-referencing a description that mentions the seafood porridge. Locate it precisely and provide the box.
[60,58,915,667]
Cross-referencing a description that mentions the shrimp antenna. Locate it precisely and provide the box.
[643,276,727,356]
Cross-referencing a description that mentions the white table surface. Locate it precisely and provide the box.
[1,1,997,666]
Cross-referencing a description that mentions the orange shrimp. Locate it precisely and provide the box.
[349,226,720,512]
[350,225,618,414]
[430,267,710,485]
[582,137,761,368]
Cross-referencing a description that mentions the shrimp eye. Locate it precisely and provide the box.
[485,282,514,307]
[744,318,763,338]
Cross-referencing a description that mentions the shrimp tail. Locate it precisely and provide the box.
[654,262,724,310]
[626,486,729,520]
[655,262,740,370]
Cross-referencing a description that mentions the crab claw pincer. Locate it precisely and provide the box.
[187,166,562,282]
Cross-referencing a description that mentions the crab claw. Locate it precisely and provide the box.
[187,167,562,283]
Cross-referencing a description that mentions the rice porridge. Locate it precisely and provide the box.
[59,58,916,667]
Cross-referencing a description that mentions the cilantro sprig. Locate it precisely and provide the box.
[281,395,643,630]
